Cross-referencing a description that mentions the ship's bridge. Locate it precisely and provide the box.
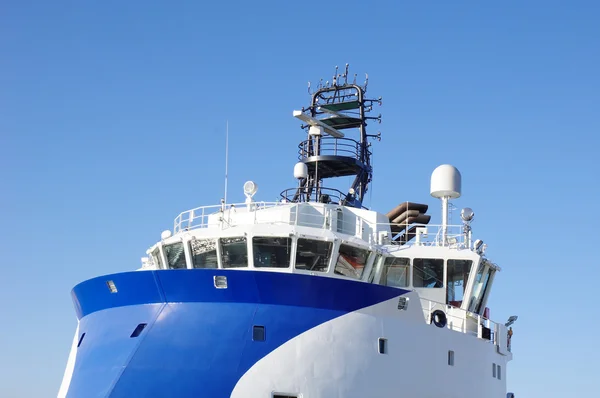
[143,199,498,317]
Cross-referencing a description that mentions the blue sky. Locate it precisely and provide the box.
[2,1,599,396]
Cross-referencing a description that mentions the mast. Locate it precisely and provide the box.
[282,64,382,208]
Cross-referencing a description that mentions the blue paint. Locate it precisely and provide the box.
[67,270,407,397]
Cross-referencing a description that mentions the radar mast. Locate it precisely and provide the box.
[282,64,382,208]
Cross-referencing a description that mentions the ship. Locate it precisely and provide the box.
[58,65,517,398]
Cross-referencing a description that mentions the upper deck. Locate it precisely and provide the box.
[172,200,474,249]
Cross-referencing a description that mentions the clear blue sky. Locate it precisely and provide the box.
[2,1,599,396]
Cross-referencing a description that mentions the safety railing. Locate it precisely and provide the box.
[382,223,469,248]
[298,137,369,161]
[421,298,499,344]
[173,202,283,233]
[173,202,469,249]
[280,187,350,205]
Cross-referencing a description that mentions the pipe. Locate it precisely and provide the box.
[391,209,420,224]
[390,214,431,236]
[441,197,448,246]
[386,202,429,221]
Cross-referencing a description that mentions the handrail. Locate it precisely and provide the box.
[173,201,469,249]
[420,297,499,343]
[297,137,371,161]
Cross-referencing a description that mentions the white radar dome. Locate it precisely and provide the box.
[294,162,308,179]
[430,164,462,199]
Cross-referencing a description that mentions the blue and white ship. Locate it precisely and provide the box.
[58,65,517,398]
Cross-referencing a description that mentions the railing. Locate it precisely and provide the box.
[279,187,350,205]
[421,298,499,344]
[298,137,369,161]
[173,202,284,233]
[173,201,470,249]
[384,223,469,248]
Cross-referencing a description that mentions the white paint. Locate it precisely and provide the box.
[57,322,79,398]
[232,292,510,398]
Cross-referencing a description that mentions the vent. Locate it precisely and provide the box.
[397,297,409,310]
[378,338,387,354]
[130,323,147,338]
[253,325,265,341]
[214,275,228,289]
[77,333,86,348]
[106,280,118,293]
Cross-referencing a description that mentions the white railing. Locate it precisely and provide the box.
[172,202,469,248]
[421,298,500,344]
[173,202,284,233]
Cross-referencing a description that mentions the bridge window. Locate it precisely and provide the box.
[163,243,187,269]
[413,258,444,288]
[382,257,410,288]
[367,254,383,283]
[447,259,472,306]
[190,239,218,269]
[220,237,248,268]
[295,239,332,272]
[468,261,493,314]
[253,237,292,268]
[151,248,164,269]
[335,244,370,279]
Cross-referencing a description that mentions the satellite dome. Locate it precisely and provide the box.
[430,164,462,199]
[294,162,308,179]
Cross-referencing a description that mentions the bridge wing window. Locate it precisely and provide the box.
[382,257,410,288]
[151,248,164,269]
[413,258,444,288]
[295,239,332,272]
[468,261,493,314]
[368,254,383,283]
[335,244,370,279]
[163,242,187,269]
[220,237,248,268]
[190,239,218,269]
[447,259,472,306]
[253,237,292,268]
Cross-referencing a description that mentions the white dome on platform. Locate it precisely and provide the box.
[430,164,462,199]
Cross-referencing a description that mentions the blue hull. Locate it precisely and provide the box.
[66,270,406,397]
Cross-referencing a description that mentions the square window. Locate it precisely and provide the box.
[253,325,265,342]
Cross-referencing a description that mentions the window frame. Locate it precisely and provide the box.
[219,236,249,268]
[412,258,445,288]
[294,237,333,273]
[334,242,372,280]
[189,238,219,269]
[381,257,411,288]
[252,236,293,269]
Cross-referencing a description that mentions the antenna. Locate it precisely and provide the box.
[224,121,229,205]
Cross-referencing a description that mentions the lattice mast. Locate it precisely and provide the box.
[285,64,382,208]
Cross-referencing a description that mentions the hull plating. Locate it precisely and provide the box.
[62,270,405,397]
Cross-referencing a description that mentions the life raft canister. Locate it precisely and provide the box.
[431,309,447,328]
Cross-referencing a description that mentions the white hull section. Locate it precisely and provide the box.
[57,322,79,398]
[233,292,508,398]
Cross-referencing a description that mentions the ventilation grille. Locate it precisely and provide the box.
[397,297,409,310]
